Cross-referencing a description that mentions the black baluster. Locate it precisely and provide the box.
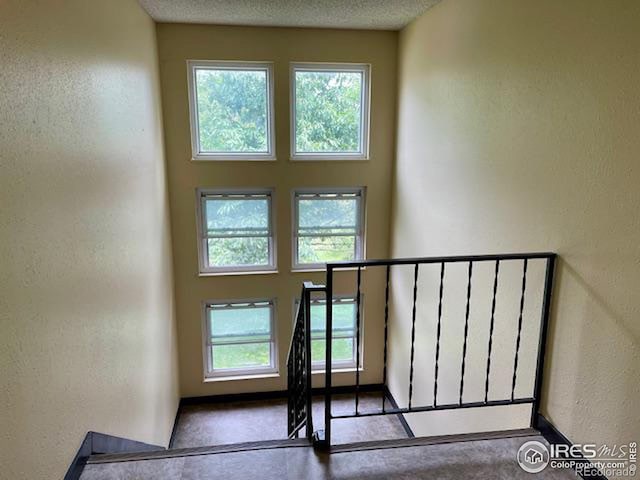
[382,265,390,413]
[355,266,362,415]
[459,262,473,405]
[484,260,500,404]
[408,264,419,410]
[511,259,528,400]
[433,262,445,407]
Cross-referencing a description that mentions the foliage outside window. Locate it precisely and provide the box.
[204,300,277,377]
[295,297,359,369]
[291,63,370,160]
[197,189,275,274]
[188,61,275,160]
[293,188,365,269]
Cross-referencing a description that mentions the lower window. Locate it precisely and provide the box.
[203,299,277,378]
[296,296,359,369]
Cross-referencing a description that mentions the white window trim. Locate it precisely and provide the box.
[293,295,362,371]
[187,60,276,161]
[290,62,371,161]
[202,298,279,379]
[195,187,277,275]
[291,187,366,271]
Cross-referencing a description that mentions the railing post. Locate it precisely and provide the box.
[323,265,333,448]
[303,286,313,438]
[530,255,556,428]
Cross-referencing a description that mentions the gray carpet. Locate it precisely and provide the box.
[80,435,576,479]
[171,392,409,448]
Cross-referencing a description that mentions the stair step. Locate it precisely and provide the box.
[330,427,539,453]
[87,437,311,464]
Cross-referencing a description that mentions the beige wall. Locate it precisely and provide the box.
[0,1,179,478]
[390,0,640,462]
[156,24,398,397]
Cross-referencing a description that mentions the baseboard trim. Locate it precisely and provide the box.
[536,414,608,480]
[64,432,163,480]
[383,387,415,438]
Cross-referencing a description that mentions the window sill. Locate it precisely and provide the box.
[204,372,280,383]
[191,154,277,162]
[289,156,369,162]
[312,367,363,375]
[199,270,278,277]
[291,267,362,273]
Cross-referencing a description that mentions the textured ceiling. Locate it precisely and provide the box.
[137,0,441,30]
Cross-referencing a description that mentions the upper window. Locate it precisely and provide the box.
[203,299,277,378]
[291,63,370,160]
[292,188,365,269]
[187,61,275,160]
[196,189,276,274]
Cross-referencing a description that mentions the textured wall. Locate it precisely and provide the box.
[0,1,180,478]
[156,24,398,397]
[390,0,640,464]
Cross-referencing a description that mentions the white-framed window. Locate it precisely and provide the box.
[196,188,276,274]
[294,296,360,370]
[292,188,365,270]
[290,63,370,160]
[203,299,278,378]
[187,60,276,161]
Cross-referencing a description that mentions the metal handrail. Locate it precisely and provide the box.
[319,252,556,448]
[287,281,325,440]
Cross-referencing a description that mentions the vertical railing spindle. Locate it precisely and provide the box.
[324,267,333,447]
[408,264,419,410]
[484,260,500,403]
[304,288,313,438]
[355,266,362,415]
[382,265,390,413]
[511,259,528,400]
[433,262,445,407]
[459,262,473,405]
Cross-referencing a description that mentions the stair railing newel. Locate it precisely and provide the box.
[313,252,556,449]
[286,281,324,440]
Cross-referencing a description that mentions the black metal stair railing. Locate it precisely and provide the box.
[317,252,556,448]
[287,281,325,440]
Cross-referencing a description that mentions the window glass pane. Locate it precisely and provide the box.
[195,68,269,153]
[210,305,271,342]
[311,338,354,364]
[200,193,272,271]
[207,237,269,267]
[298,198,357,233]
[310,301,356,337]
[212,343,270,369]
[298,236,355,264]
[205,198,269,233]
[295,70,362,153]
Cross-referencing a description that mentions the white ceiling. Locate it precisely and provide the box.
[137,0,441,31]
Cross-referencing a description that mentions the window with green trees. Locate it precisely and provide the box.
[188,61,275,160]
[197,189,275,274]
[293,188,365,268]
[204,300,276,376]
[295,297,358,368]
[292,63,370,160]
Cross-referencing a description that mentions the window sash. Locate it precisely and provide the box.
[188,61,276,161]
[197,189,276,274]
[203,300,277,377]
[292,189,364,269]
[290,63,370,160]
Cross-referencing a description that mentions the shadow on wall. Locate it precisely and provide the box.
[544,258,639,444]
